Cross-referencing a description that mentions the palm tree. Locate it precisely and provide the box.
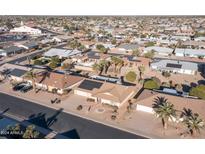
[92,63,103,75]
[99,60,111,74]
[24,70,37,93]
[138,65,145,80]
[23,125,40,139]
[181,108,204,136]
[117,60,124,74]
[111,56,124,73]
[152,97,176,129]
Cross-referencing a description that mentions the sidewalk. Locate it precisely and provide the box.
[1,81,201,139]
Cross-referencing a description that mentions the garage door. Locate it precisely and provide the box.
[74,90,91,97]
[136,104,154,114]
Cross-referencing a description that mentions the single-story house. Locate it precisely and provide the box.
[0,63,31,81]
[74,60,95,72]
[174,48,205,58]
[19,41,39,50]
[86,51,101,60]
[34,72,84,94]
[156,39,177,46]
[1,46,25,56]
[150,59,198,75]
[80,41,95,49]
[170,35,191,41]
[44,48,82,59]
[181,41,205,49]
[0,49,6,56]
[135,89,205,122]
[10,26,42,35]
[52,35,73,43]
[9,68,28,82]
[74,79,135,107]
[195,37,205,42]
[143,46,174,56]
[102,43,116,49]
[117,43,139,51]
[109,47,131,55]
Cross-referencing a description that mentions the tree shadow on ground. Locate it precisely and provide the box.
[27,108,63,129]
[0,108,10,115]
[60,129,80,139]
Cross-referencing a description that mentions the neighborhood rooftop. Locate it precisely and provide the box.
[151,59,198,72]
[9,68,27,77]
[44,48,82,58]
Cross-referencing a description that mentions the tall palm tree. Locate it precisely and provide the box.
[24,70,37,93]
[152,97,176,129]
[92,63,103,75]
[111,56,124,73]
[99,60,110,74]
[138,65,145,80]
[117,60,124,74]
[181,108,204,136]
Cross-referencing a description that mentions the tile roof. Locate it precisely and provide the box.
[151,59,198,71]
[136,89,205,119]
[36,72,83,89]
[76,79,135,103]
[9,68,27,77]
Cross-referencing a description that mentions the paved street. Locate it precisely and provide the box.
[0,92,146,139]
[0,43,67,66]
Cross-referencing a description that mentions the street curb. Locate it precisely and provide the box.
[0,90,156,139]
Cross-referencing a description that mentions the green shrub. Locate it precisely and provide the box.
[144,79,160,90]
[33,59,43,65]
[125,71,137,82]
[145,42,155,47]
[144,51,155,59]
[151,77,161,85]
[49,62,59,69]
[51,56,61,63]
[189,85,205,99]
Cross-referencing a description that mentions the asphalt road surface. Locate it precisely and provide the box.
[0,92,146,139]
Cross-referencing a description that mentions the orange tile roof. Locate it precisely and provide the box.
[36,72,83,89]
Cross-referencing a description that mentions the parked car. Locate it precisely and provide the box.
[12,82,29,91]
[20,85,33,93]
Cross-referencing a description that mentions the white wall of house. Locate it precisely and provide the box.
[74,65,94,72]
[74,90,97,101]
[157,52,170,56]
[136,104,154,114]
[0,52,7,56]
[183,69,194,75]
[57,89,64,94]
[74,90,92,97]
[136,104,184,123]
[175,53,184,57]
[10,76,24,82]
[101,99,120,107]
[35,83,48,90]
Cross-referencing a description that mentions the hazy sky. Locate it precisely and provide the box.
[0,0,204,15]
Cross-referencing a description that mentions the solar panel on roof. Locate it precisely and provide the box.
[166,63,182,68]
[10,68,27,77]
[78,79,103,90]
